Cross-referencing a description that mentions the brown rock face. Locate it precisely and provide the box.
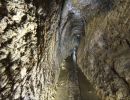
[0,0,63,99]
[0,0,130,100]
[78,0,130,99]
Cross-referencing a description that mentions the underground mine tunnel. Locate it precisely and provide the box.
[0,0,130,100]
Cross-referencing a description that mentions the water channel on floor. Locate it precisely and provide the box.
[55,57,100,100]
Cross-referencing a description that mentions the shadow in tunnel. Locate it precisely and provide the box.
[55,56,100,100]
[77,68,100,100]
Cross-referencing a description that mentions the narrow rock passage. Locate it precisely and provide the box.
[55,0,101,99]
[55,57,80,100]
[55,56,100,100]
[78,68,100,100]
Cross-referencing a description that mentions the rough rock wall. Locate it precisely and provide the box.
[0,0,63,99]
[77,0,130,99]
[57,0,84,65]
[1,0,130,100]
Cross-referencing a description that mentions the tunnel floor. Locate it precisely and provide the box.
[55,58,100,100]
[78,68,100,100]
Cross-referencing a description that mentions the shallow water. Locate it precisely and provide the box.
[78,68,100,100]
[55,58,100,100]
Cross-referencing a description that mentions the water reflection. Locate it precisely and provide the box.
[55,56,100,100]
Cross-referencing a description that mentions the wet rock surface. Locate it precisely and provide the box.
[78,68,100,100]
[0,0,130,100]
[55,57,100,100]
[55,57,81,100]
[78,0,130,99]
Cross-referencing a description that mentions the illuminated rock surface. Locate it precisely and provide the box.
[0,0,130,100]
